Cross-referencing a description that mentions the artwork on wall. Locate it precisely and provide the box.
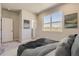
[64,13,78,28]
[24,20,30,29]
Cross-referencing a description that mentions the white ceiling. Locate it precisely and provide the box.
[2,3,58,14]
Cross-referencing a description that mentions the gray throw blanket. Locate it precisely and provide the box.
[17,38,58,56]
[21,42,58,56]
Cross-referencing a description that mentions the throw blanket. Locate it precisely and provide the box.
[17,38,58,56]
[21,42,58,56]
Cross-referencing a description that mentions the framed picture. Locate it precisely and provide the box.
[24,20,30,29]
[64,13,78,28]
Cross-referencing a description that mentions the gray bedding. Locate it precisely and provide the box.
[71,35,79,56]
[21,42,58,56]
[20,34,77,56]
[46,34,77,56]
[17,38,58,56]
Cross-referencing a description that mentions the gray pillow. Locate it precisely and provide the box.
[21,42,58,56]
[71,35,79,56]
[54,34,77,56]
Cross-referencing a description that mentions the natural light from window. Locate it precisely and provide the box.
[43,11,63,32]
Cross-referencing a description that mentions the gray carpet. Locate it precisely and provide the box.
[0,47,4,55]
[0,41,20,56]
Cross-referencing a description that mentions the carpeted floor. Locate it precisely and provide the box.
[0,39,35,56]
[0,41,21,56]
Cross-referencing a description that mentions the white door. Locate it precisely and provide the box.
[2,18,13,43]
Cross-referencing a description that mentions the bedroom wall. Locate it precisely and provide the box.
[36,3,79,41]
[0,4,2,45]
[2,9,19,41]
[19,11,22,42]
[19,9,37,43]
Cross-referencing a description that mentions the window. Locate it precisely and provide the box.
[43,11,63,32]
[43,15,51,31]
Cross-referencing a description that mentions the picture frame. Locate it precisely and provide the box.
[24,20,30,29]
[64,13,78,28]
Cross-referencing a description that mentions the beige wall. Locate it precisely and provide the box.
[0,4,1,17]
[36,4,79,41]
[0,4,1,45]
[2,9,19,40]
[19,11,22,41]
